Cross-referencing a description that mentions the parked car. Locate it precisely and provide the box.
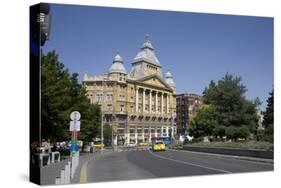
[152,141,165,152]
[139,142,149,147]
[127,142,137,147]
[93,141,104,149]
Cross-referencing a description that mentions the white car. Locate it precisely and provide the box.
[127,142,137,147]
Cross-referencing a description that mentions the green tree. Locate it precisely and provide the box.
[41,51,100,142]
[204,73,258,128]
[189,73,259,141]
[262,90,274,143]
[189,104,218,138]
[98,123,113,146]
[263,90,274,128]
[213,125,225,140]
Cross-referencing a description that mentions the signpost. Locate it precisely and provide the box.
[69,111,81,179]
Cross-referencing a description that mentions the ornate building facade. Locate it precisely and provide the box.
[83,36,177,145]
[176,93,202,135]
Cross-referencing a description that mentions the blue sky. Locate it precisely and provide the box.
[43,4,273,111]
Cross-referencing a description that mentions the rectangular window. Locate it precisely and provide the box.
[130,129,135,134]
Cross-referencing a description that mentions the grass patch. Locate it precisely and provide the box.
[184,140,273,151]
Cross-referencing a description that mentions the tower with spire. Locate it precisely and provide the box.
[130,35,162,79]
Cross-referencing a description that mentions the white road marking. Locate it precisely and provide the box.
[149,150,232,174]
[80,162,87,183]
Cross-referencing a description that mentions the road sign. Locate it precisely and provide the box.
[69,143,79,153]
[69,111,81,156]
[70,111,81,121]
[69,121,81,131]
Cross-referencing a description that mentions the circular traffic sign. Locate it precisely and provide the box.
[70,111,81,121]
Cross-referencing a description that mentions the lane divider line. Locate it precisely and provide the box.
[79,162,87,183]
[149,150,232,174]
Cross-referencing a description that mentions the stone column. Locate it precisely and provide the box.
[143,89,145,113]
[166,94,169,114]
[155,92,158,114]
[136,87,139,113]
[148,127,151,143]
[135,126,138,144]
[126,131,130,145]
[161,93,164,114]
[142,126,145,142]
[161,126,164,137]
[149,90,152,113]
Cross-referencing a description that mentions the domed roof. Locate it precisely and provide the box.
[109,52,127,74]
[133,35,160,66]
[113,53,123,62]
[165,71,172,78]
[165,71,176,88]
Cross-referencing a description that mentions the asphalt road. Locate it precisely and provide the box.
[85,147,273,183]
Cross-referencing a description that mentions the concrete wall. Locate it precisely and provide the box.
[182,145,273,159]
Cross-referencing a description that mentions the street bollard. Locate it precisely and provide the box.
[64,165,68,184]
[60,169,65,184]
[67,161,71,183]
[55,177,60,185]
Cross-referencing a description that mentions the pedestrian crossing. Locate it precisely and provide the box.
[117,147,149,152]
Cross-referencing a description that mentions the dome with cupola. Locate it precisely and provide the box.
[109,52,127,74]
[165,70,176,91]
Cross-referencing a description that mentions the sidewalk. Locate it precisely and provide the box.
[40,158,70,185]
[40,152,97,185]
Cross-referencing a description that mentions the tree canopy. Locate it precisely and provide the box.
[263,90,274,128]
[260,90,274,143]
[41,51,101,142]
[189,73,259,140]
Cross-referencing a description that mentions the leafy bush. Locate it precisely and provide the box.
[191,137,204,143]
[256,124,273,143]
[262,134,273,143]
[237,126,250,139]
[183,138,190,145]
[184,137,204,144]
[256,129,265,141]
[225,126,250,141]
[213,126,225,139]
[225,126,237,140]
